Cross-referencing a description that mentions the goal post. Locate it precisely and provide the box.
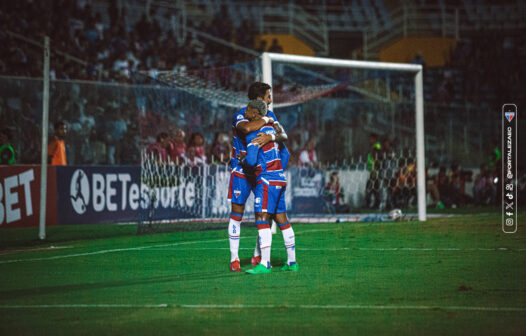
[261,52,427,221]
[39,36,50,239]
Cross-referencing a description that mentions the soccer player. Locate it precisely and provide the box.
[228,82,290,272]
[241,100,297,274]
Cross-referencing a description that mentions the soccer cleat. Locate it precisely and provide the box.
[246,263,272,274]
[230,260,241,272]
[251,255,262,266]
[280,262,299,271]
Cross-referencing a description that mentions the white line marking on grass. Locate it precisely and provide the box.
[0,227,334,265]
[0,239,224,265]
[143,247,524,252]
[0,304,525,312]
[0,246,73,256]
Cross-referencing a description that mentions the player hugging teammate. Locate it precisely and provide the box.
[228,82,297,274]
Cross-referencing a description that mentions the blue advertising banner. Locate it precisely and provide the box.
[56,166,142,225]
[56,165,326,225]
[288,167,325,214]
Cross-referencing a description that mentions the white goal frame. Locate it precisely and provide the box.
[261,52,426,221]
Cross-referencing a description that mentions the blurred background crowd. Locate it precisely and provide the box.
[1,0,525,211]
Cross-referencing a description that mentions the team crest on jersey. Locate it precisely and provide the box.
[234,189,241,198]
[255,197,261,204]
[276,186,282,189]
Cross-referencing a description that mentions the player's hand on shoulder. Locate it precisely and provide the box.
[252,133,272,148]
[263,116,274,124]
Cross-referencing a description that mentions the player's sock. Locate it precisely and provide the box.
[279,221,296,265]
[251,239,261,266]
[256,220,272,268]
[253,238,261,258]
[229,212,242,262]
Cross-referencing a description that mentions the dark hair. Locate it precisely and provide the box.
[156,132,169,143]
[54,121,65,130]
[189,132,204,146]
[248,82,271,100]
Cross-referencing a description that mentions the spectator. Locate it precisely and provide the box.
[184,145,205,166]
[488,140,501,170]
[0,128,16,165]
[268,38,284,53]
[449,164,472,207]
[210,132,231,164]
[105,108,127,164]
[473,164,494,205]
[325,171,349,213]
[169,129,186,164]
[367,133,382,172]
[187,132,206,164]
[426,167,444,209]
[146,132,170,163]
[48,121,67,165]
[392,161,416,208]
[379,137,398,210]
[256,40,268,53]
[436,166,452,207]
[298,138,318,168]
[411,51,426,67]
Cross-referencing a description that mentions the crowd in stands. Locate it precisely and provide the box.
[2,0,524,214]
[1,0,256,82]
[361,132,504,212]
[433,31,526,107]
[145,130,232,166]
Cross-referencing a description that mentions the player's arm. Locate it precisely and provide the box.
[237,116,274,134]
[278,142,290,170]
[242,132,259,167]
[251,121,288,148]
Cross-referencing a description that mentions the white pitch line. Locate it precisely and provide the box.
[0,239,224,265]
[0,303,525,312]
[0,227,336,265]
[142,247,525,252]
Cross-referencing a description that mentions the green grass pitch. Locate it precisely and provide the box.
[0,211,525,335]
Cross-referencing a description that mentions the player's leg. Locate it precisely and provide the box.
[228,203,244,271]
[246,182,273,274]
[251,179,262,265]
[227,173,251,271]
[273,187,298,271]
[274,212,297,271]
[252,215,277,264]
[251,239,262,265]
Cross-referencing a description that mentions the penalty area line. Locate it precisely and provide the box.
[0,304,525,312]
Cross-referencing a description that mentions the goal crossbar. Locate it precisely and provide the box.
[261,52,426,221]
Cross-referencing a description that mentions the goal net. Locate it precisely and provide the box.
[131,53,425,233]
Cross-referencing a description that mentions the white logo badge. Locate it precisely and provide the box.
[70,169,90,214]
